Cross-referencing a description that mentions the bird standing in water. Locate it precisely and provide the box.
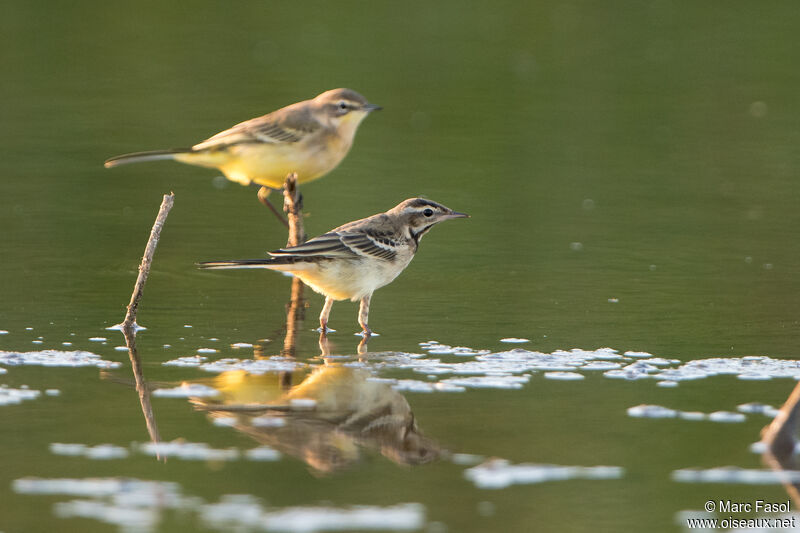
[104,88,381,221]
[199,198,468,336]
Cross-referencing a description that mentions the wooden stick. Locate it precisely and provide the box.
[121,193,175,331]
[281,173,306,362]
[282,173,306,247]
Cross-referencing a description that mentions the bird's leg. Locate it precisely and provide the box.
[257,186,290,228]
[319,296,334,335]
[358,294,372,337]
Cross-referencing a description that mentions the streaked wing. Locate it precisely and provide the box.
[269,232,358,259]
[340,233,398,260]
[270,230,399,261]
[192,108,321,151]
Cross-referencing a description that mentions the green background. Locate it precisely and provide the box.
[1,1,799,531]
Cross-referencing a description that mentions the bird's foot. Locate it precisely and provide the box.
[257,186,290,228]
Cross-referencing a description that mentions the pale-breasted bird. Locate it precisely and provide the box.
[199,198,468,335]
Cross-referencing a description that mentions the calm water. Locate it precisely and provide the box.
[2,1,800,531]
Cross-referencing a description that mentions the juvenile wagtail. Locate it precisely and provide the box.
[104,88,381,209]
[199,198,468,336]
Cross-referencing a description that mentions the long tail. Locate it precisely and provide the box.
[198,259,279,270]
[104,148,192,168]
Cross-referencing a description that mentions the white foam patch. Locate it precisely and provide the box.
[737,402,780,417]
[231,342,254,349]
[251,416,287,428]
[212,417,238,427]
[628,405,747,423]
[12,477,182,499]
[627,405,678,418]
[195,357,305,374]
[0,367,6,374]
[439,375,530,389]
[14,476,425,532]
[138,440,240,461]
[0,386,41,406]
[421,344,490,356]
[0,330,8,335]
[641,356,800,383]
[163,355,208,367]
[152,384,219,398]
[201,501,426,532]
[544,371,585,381]
[380,348,625,380]
[377,379,466,393]
[499,338,530,344]
[244,446,281,461]
[450,453,485,465]
[55,500,159,530]
[708,411,747,423]
[464,459,624,489]
[0,350,122,369]
[50,443,129,460]
[672,467,800,484]
[88,337,106,342]
[623,351,653,358]
[197,348,218,354]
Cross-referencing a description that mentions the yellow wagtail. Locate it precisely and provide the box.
[104,88,381,211]
[199,198,468,336]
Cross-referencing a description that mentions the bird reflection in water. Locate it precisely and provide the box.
[192,333,441,473]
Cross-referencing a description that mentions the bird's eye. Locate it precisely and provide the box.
[423,208,433,217]
[338,102,348,110]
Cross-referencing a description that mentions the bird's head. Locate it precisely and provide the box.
[390,198,469,243]
[313,88,381,133]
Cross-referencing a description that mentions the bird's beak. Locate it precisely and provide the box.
[446,211,470,219]
[362,103,382,112]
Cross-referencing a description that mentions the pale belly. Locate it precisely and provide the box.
[274,256,412,302]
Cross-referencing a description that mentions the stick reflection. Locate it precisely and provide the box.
[122,325,162,459]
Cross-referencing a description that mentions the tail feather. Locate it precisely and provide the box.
[104,148,192,168]
[198,259,278,270]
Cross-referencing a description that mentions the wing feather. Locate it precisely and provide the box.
[269,230,399,261]
[191,104,321,151]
